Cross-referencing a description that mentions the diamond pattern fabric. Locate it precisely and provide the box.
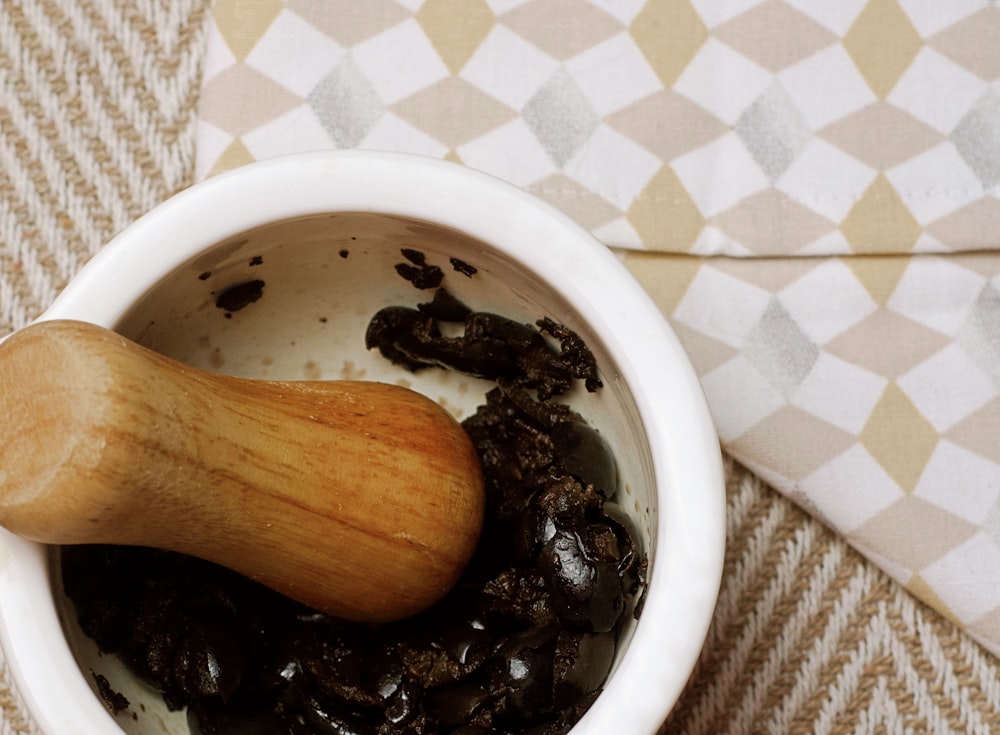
[627,252,1000,656]
[197,0,1000,659]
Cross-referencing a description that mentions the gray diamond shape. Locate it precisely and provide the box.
[736,83,811,182]
[308,55,384,148]
[744,298,819,398]
[958,281,1000,387]
[523,69,599,167]
[951,92,1000,189]
[985,493,1000,547]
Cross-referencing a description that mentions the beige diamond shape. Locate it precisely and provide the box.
[501,0,622,62]
[825,310,951,379]
[206,138,255,178]
[417,0,495,73]
[199,64,302,137]
[728,407,856,482]
[391,77,517,148]
[840,175,921,254]
[849,498,977,572]
[712,189,836,256]
[842,0,923,99]
[213,0,283,60]
[945,398,1000,466]
[287,0,409,46]
[607,90,727,162]
[906,574,960,626]
[927,198,1000,251]
[630,0,707,88]
[626,165,704,251]
[844,255,911,306]
[620,251,702,317]
[951,252,1000,278]
[708,258,821,294]
[527,174,621,231]
[713,0,837,73]
[930,7,1000,82]
[859,382,938,493]
[820,103,944,171]
[669,322,740,377]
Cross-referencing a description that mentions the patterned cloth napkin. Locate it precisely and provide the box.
[196,0,1000,656]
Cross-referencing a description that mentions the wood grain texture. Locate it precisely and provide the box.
[0,320,484,622]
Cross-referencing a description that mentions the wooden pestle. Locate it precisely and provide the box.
[0,320,485,622]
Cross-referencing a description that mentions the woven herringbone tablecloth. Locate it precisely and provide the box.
[3,1,1000,734]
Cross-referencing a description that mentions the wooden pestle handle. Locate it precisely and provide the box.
[0,320,485,622]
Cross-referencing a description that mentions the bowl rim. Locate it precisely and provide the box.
[0,150,725,734]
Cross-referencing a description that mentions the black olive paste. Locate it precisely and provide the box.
[62,262,644,735]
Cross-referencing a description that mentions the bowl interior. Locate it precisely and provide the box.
[53,211,657,734]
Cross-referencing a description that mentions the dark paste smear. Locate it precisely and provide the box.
[395,262,444,290]
[365,304,601,400]
[92,671,129,716]
[64,289,642,735]
[450,257,477,277]
[215,279,265,313]
[401,248,426,265]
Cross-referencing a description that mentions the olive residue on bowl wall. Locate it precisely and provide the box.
[214,279,265,315]
[449,257,477,277]
[92,670,130,716]
[401,248,426,264]
[395,248,444,290]
[366,293,601,400]
[63,258,643,735]
[249,255,263,267]
[198,271,211,281]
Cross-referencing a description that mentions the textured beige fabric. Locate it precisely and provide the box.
[666,459,1000,735]
[0,0,212,730]
[4,1,1000,734]
[0,0,212,335]
[196,0,1000,657]
[197,0,1000,258]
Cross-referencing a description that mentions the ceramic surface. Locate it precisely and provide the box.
[0,152,725,735]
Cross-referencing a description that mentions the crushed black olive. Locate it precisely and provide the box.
[63,265,643,735]
[92,671,130,716]
[418,288,472,322]
[450,257,477,277]
[395,248,444,289]
[401,248,426,265]
[365,304,600,401]
[395,263,444,290]
[215,280,265,313]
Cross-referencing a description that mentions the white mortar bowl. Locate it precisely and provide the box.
[0,151,724,735]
